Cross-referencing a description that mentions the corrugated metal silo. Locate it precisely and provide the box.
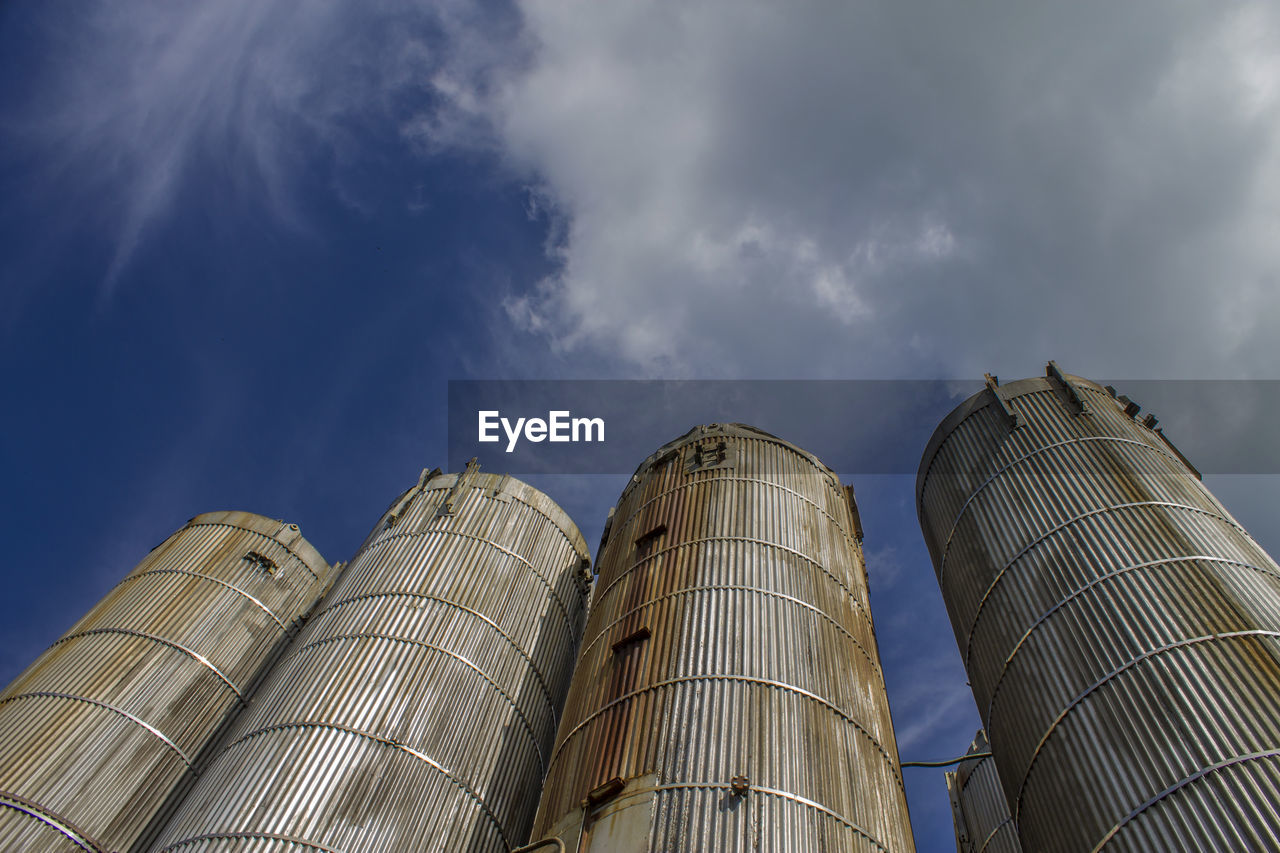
[151,463,591,852]
[918,364,1280,851]
[529,423,916,852]
[945,730,1021,853]
[0,510,334,853]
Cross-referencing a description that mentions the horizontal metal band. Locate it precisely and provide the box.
[964,501,1245,670]
[1015,629,1280,822]
[599,781,888,853]
[0,691,195,769]
[159,830,347,853]
[110,567,289,631]
[986,555,1280,725]
[356,528,578,634]
[938,435,1186,588]
[228,719,509,849]
[1090,748,1280,852]
[313,591,555,710]
[611,474,855,556]
[0,791,106,853]
[978,816,1016,853]
[594,535,871,630]
[52,627,244,701]
[550,674,901,789]
[580,583,878,675]
[293,631,548,774]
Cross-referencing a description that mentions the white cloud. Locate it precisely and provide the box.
[893,680,975,755]
[20,1,1280,381]
[450,0,1280,379]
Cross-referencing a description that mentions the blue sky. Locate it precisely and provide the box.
[4,1,1280,848]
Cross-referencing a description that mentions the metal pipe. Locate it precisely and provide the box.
[901,753,993,768]
[511,839,567,853]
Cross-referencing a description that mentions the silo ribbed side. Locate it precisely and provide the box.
[150,465,591,853]
[0,511,334,853]
[945,731,1021,853]
[530,423,916,852]
[917,368,1280,852]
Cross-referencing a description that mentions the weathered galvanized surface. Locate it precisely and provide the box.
[150,465,591,853]
[918,367,1280,852]
[530,424,916,852]
[945,731,1021,853]
[0,511,334,853]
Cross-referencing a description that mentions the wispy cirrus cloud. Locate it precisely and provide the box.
[7,0,521,288]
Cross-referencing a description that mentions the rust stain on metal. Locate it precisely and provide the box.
[918,367,1280,853]
[531,424,916,852]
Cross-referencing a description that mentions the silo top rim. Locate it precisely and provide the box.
[415,469,590,558]
[915,372,1110,515]
[185,510,333,584]
[627,423,838,484]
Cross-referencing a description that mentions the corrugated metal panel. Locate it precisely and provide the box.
[529,423,916,852]
[0,511,335,853]
[150,464,591,853]
[945,730,1021,853]
[917,367,1280,852]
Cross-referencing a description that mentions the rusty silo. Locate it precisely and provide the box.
[151,463,591,853]
[528,423,916,852]
[918,363,1280,851]
[0,511,334,853]
[945,730,1022,853]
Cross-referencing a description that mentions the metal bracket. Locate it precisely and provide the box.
[984,374,1020,430]
[1115,394,1141,418]
[611,626,651,655]
[684,440,735,474]
[1046,361,1088,414]
[488,473,512,503]
[634,523,667,559]
[437,458,480,517]
[843,485,864,542]
[585,777,627,807]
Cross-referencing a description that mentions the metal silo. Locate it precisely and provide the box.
[151,463,591,853]
[918,363,1280,852]
[0,510,334,853]
[945,730,1022,853]
[529,423,916,852]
